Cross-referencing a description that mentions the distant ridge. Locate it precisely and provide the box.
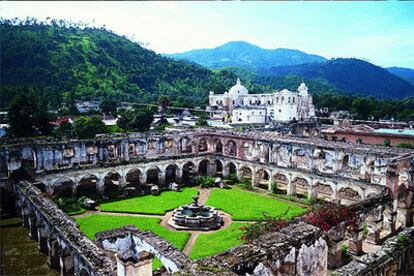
[165,41,327,70]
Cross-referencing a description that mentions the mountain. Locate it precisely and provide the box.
[259,58,414,99]
[165,41,327,70]
[387,67,414,86]
[0,21,272,109]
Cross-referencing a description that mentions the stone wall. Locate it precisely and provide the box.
[334,227,414,276]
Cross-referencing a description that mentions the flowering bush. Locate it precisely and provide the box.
[304,203,357,231]
[240,213,289,243]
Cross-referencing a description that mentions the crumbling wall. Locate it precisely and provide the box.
[334,227,414,276]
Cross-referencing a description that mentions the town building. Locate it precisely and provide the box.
[207,78,315,125]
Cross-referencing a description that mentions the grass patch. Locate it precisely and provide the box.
[100,188,198,214]
[75,214,191,271]
[190,222,247,260]
[206,187,305,221]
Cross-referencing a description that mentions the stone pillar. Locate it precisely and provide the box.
[116,252,153,276]
[96,177,105,195]
[37,222,48,253]
[47,237,60,269]
[251,171,256,187]
[308,178,316,201]
[22,207,30,228]
[176,168,182,183]
[397,207,413,228]
[287,174,295,196]
[366,217,382,245]
[348,215,365,256]
[207,161,215,176]
[28,215,38,241]
[59,250,74,275]
[158,172,165,186]
[383,206,397,235]
[326,222,346,268]
[139,174,146,185]
[223,165,230,178]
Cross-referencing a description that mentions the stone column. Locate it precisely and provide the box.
[22,207,30,228]
[366,217,382,245]
[158,172,165,187]
[287,173,295,196]
[47,237,60,269]
[59,252,74,275]
[37,222,48,253]
[28,215,38,241]
[139,173,146,186]
[326,222,346,268]
[116,252,153,276]
[308,178,316,201]
[207,161,215,176]
[176,168,182,183]
[348,215,365,256]
[96,177,105,195]
[397,207,413,228]
[383,206,397,235]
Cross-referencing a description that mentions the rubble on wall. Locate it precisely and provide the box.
[334,227,414,276]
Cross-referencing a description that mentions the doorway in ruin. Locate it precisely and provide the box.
[165,165,178,184]
[215,160,223,176]
[104,172,121,197]
[182,162,196,184]
[77,175,98,197]
[146,167,160,185]
[255,169,270,190]
[52,177,74,198]
[126,168,142,188]
[273,173,288,195]
[198,160,210,176]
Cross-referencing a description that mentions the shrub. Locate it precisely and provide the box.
[341,244,348,254]
[304,203,357,232]
[193,175,216,188]
[240,212,289,243]
[271,181,278,194]
[238,177,253,190]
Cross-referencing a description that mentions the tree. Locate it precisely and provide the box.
[60,92,79,115]
[118,107,154,132]
[52,121,74,139]
[100,98,117,116]
[196,117,208,126]
[8,88,52,137]
[73,116,108,139]
[158,95,171,109]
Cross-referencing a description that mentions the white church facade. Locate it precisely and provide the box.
[207,78,315,125]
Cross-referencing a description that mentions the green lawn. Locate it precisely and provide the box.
[75,214,190,249]
[190,222,247,260]
[76,214,191,271]
[206,187,305,221]
[99,188,198,214]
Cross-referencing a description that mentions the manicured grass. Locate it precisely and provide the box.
[99,188,198,214]
[206,187,305,221]
[75,214,190,249]
[76,214,191,271]
[190,222,247,260]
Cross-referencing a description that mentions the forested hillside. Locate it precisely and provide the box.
[387,67,414,86]
[0,19,272,109]
[166,41,327,70]
[259,58,414,99]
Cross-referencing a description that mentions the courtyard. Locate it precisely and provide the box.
[73,185,306,270]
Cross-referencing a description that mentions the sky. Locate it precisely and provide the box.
[1,1,414,68]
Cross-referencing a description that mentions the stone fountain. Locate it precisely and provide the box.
[167,192,223,231]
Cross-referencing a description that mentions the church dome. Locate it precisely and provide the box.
[229,78,248,97]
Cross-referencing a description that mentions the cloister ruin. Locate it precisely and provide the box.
[1,127,414,275]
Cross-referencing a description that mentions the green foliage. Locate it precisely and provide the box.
[194,176,216,188]
[100,98,117,116]
[54,196,87,215]
[73,116,108,139]
[196,117,208,127]
[341,244,348,254]
[52,121,74,139]
[397,234,409,248]
[7,87,52,137]
[158,95,171,108]
[396,143,414,149]
[118,107,154,132]
[237,177,254,191]
[240,212,289,243]
[206,187,305,221]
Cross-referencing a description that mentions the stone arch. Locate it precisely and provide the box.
[292,177,310,198]
[225,140,237,157]
[313,181,334,201]
[51,177,74,197]
[182,161,196,183]
[273,173,289,194]
[255,169,270,189]
[126,168,142,188]
[215,160,223,176]
[103,171,121,196]
[198,138,208,152]
[77,174,98,197]
[165,164,179,184]
[214,139,223,154]
[198,159,210,176]
[337,186,362,204]
[239,166,253,179]
[20,148,37,171]
[146,167,161,185]
[225,161,237,177]
[180,137,192,153]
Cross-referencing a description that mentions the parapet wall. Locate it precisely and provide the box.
[334,227,414,276]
